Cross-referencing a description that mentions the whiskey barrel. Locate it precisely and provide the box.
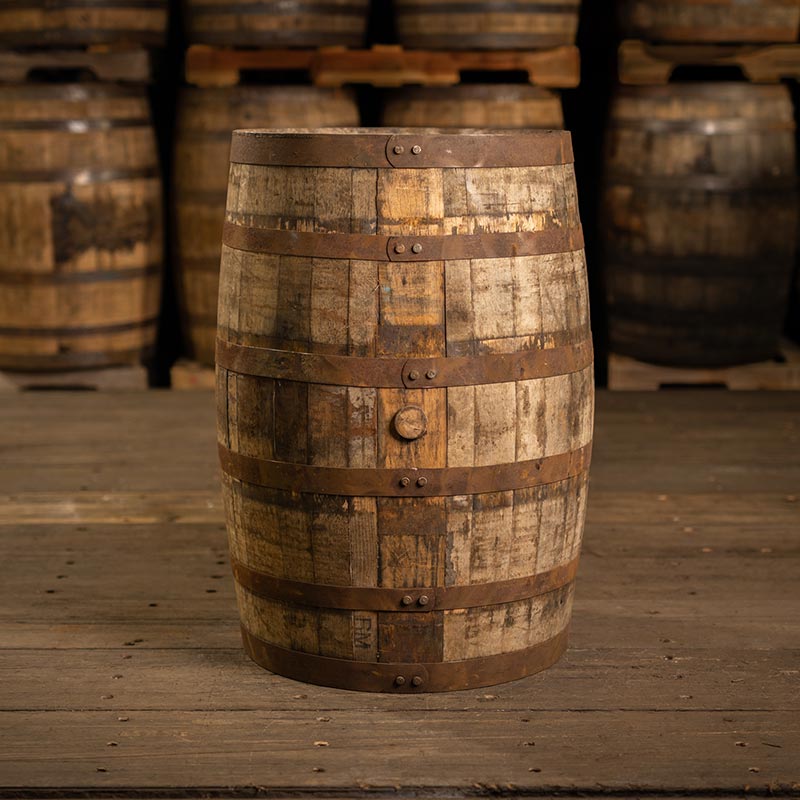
[0,84,162,372]
[217,129,594,693]
[395,0,582,49]
[619,0,800,43]
[174,86,359,366]
[0,0,166,46]
[603,84,797,367]
[185,0,370,46]
[382,85,564,129]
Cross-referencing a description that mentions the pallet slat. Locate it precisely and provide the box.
[619,40,800,85]
[185,44,581,89]
[0,365,148,392]
[0,46,151,83]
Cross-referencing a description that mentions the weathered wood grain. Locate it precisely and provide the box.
[0,83,162,372]
[603,84,798,368]
[217,131,593,689]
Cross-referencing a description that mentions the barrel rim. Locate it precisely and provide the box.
[230,128,575,168]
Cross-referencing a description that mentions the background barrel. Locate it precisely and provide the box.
[619,0,800,43]
[216,129,593,693]
[184,0,370,47]
[173,86,359,366]
[382,85,564,129]
[394,0,583,49]
[0,0,167,47]
[603,84,797,368]
[0,83,162,372]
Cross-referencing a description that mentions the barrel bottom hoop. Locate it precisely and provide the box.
[241,625,569,693]
[187,31,366,47]
[216,337,594,388]
[218,440,591,497]
[0,264,160,285]
[0,317,159,338]
[397,34,576,50]
[233,555,579,612]
[0,345,154,372]
[0,29,166,46]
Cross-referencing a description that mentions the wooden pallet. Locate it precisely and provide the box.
[609,341,800,391]
[619,40,800,85]
[0,364,148,392]
[185,43,581,88]
[0,44,151,83]
[171,359,215,390]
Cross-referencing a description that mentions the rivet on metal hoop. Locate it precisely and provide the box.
[399,476,410,488]
[411,145,422,155]
[411,243,423,254]
[395,675,406,686]
[408,370,420,381]
[416,477,428,488]
[393,145,405,155]
[425,369,437,380]
[401,595,413,606]
[418,595,429,606]
[411,676,424,687]
[394,243,406,254]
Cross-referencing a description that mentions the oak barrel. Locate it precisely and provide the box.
[395,0,582,49]
[382,85,564,130]
[603,84,797,367]
[0,84,162,372]
[217,129,594,693]
[173,87,359,365]
[0,0,166,46]
[619,0,800,43]
[184,0,370,47]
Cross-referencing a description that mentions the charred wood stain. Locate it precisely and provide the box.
[50,190,155,264]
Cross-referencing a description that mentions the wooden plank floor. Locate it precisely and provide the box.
[0,391,798,796]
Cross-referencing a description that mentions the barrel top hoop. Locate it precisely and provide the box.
[233,555,579,613]
[610,118,796,135]
[222,222,584,261]
[241,625,570,693]
[218,440,591,497]
[229,129,574,169]
[215,337,593,388]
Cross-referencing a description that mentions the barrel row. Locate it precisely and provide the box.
[216,128,593,692]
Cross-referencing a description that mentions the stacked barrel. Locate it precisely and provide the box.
[382,2,580,129]
[604,2,800,367]
[174,4,364,366]
[0,0,166,374]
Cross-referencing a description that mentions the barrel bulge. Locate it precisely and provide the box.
[184,0,370,46]
[173,87,359,365]
[619,0,800,43]
[0,84,162,371]
[217,130,593,692]
[395,0,583,49]
[382,85,565,130]
[0,0,167,46]
[603,84,798,367]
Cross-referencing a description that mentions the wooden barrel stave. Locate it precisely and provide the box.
[382,84,564,129]
[217,130,593,692]
[185,0,370,47]
[0,84,162,372]
[0,0,167,47]
[619,0,800,43]
[173,87,359,366]
[603,84,798,367]
[395,0,582,50]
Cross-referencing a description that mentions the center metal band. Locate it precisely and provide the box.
[216,337,593,388]
[218,441,591,497]
[222,221,584,261]
[233,555,579,612]
[240,626,571,693]
[229,130,575,169]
